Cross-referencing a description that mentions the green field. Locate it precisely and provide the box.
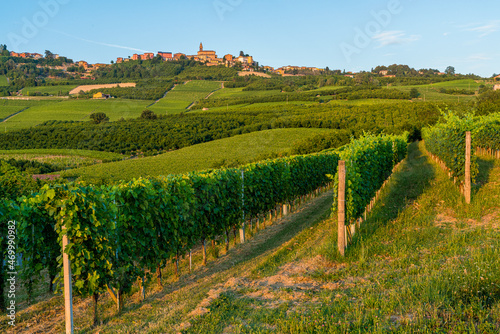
[20,85,80,96]
[209,87,282,99]
[0,149,124,170]
[394,79,482,103]
[62,128,336,181]
[149,80,222,114]
[0,99,62,121]
[0,106,26,120]
[2,98,153,131]
[0,75,8,86]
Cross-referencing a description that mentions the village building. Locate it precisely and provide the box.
[141,53,154,60]
[116,57,123,63]
[236,55,254,66]
[173,53,186,60]
[78,61,89,69]
[158,51,173,60]
[197,43,217,62]
[92,63,108,69]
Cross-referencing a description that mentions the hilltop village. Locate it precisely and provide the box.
[8,43,325,78]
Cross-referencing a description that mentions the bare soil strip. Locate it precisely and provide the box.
[69,83,136,95]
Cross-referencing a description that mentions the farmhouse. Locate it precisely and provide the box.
[494,74,500,81]
[93,92,111,99]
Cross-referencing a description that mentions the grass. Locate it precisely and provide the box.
[2,99,153,131]
[62,128,336,181]
[20,85,80,96]
[0,75,8,86]
[149,80,222,114]
[3,142,500,333]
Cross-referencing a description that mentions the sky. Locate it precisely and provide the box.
[1,0,499,77]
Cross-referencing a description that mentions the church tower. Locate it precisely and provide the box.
[200,42,203,51]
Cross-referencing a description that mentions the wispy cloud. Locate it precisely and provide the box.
[464,20,500,37]
[372,31,420,48]
[465,54,493,62]
[44,28,150,53]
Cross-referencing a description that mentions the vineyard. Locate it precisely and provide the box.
[0,132,411,330]
[422,111,500,185]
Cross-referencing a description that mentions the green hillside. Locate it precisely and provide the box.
[62,128,336,181]
[149,80,222,114]
[2,98,152,131]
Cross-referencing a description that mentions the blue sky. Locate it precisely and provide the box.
[1,0,499,77]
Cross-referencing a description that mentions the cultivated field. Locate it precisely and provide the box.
[149,80,222,114]
[1,98,152,131]
[62,128,336,181]
[238,71,271,78]
[69,83,136,95]
[0,149,123,169]
[208,87,282,99]
[20,85,80,96]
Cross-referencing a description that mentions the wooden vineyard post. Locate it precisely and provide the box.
[239,170,246,243]
[338,161,346,256]
[62,223,74,334]
[283,204,289,216]
[465,131,471,204]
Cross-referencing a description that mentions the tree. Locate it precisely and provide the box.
[140,109,157,120]
[410,88,420,98]
[90,112,109,124]
[44,50,54,59]
[0,44,8,56]
[445,66,455,75]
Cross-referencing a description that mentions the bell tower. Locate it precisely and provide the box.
[199,42,203,52]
